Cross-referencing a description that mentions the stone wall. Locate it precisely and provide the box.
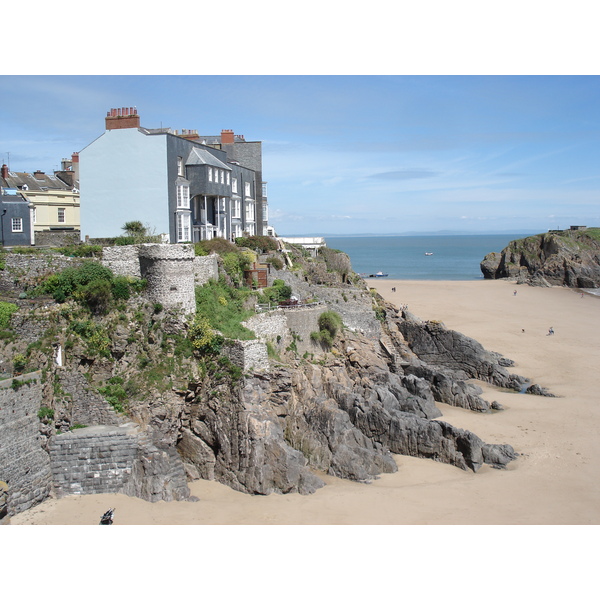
[0,253,83,294]
[139,244,196,314]
[0,373,53,516]
[101,245,142,278]
[58,371,125,427]
[223,339,270,373]
[34,231,80,248]
[194,254,218,285]
[48,425,190,503]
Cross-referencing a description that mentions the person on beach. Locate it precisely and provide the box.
[514,290,517,296]
[548,327,554,335]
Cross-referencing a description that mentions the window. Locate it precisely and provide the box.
[58,207,65,223]
[208,167,213,182]
[245,201,255,222]
[11,218,23,232]
[177,156,184,176]
[177,185,190,209]
[32,207,36,224]
[227,172,230,186]
[220,170,224,184]
[232,198,241,219]
[232,178,238,194]
[245,181,251,197]
[177,212,191,242]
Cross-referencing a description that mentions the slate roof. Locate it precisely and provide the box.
[1,171,74,192]
[185,147,232,171]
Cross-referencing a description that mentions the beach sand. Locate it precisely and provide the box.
[10,279,600,526]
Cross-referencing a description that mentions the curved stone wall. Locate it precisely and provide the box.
[138,244,196,314]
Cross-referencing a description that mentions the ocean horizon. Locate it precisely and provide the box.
[324,233,533,281]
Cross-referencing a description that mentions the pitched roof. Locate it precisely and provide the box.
[1,171,74,192]
[185,147,232,171]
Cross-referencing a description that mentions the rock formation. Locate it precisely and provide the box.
[480,228,600,287]
[0,241,546,513]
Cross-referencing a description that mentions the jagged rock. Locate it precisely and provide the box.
[525,384,556,397]
[480,230,600,288]
[398,317,526,391]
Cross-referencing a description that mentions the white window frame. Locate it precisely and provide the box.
[11,217,23,232]
[176,212,191,242]
[177,185,190,209]
[208,167,213,182]
[232,198,241,219]
[226,172,230,186]
[58,207,65,223]
[177,156,184,176]
[245,201,255,222]
[220,170,224,184]
[245,181,251,197]
[232,178,238,194]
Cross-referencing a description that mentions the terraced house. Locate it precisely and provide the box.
[0,161,80,245]
[79,107,270,244]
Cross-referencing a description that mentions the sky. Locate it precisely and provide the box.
[1,0,599,238]
[1,74,598,237]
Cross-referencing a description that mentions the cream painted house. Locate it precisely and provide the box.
[1,161,80,234]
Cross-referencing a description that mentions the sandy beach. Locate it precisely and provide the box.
[10,279,600,526]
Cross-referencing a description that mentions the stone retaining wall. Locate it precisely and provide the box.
[48,426,190,502]
[0,373,53,516]
[223,339,270,373]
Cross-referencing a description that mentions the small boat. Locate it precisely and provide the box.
[368,271,389,277]
[425,252,433,256]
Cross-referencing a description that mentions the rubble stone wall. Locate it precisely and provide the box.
[138,244,196,314]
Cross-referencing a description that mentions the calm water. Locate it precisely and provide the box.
[325,234,533,281]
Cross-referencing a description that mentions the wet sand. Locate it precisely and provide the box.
[11,279,600,526]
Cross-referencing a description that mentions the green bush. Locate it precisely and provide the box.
[235,235,278,253]
[311,311,343,349]
[265,256,284,270]
[0,302,18,329]
[188,314,224,355]
[38,406,55,421]
[111,276,131,300]
[98,376,127,413]
[318,311,343,337]
[80,279,113,314]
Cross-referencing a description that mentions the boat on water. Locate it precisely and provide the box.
[367,271,389,278]
[425,252,433,256]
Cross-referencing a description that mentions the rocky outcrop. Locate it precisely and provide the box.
[480,229,600,287]
[1,243,540,506]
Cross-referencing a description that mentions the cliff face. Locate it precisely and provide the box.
[480,229,600,287]
[0,243,543,508]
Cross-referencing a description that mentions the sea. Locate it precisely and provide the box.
[324,233,534,281]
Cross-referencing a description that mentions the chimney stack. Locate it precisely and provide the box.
[34,170,45,180]
[105,106,140,130]
[221,129,235,144]
[1,164,8,179]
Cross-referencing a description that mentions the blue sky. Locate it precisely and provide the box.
[1,75,599,236]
